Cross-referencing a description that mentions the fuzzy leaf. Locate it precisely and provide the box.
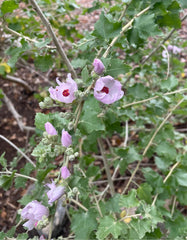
[105,58,131,78]
[119,189,139,208]
[71,209,98,240]
[34,55,53,72]
[96,216,124,240]
[1,0,18,14]
[93,12,122,40]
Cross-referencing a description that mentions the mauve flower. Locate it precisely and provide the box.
[61,166,71,179]
[45,122,57,136]
[94,75,124,104]
[93,59,105,75]
[167,45,173,52]
[172,46,181,54]
[46,180,65,205]
[162,50,168,58]
[21,200,49,231]
[49,73,78,103]
[61,129,72,147]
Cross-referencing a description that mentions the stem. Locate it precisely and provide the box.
[122,98,184,194]
[70,198,88,212]
[161,44,170,79]
[0,135,36,167]
[97,138,115,196]
[29,0,77,79]
[4,25,55,49]
[0,171,37,182]
[74,100,84,130]
[103,6,150,58]
[123,87,187,108]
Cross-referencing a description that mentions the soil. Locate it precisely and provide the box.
[0,1,186,238]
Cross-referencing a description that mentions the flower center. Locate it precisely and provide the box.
[101,86,109,94]
[62,89,70,97]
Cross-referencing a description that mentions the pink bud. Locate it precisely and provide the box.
[61,129,72,147]
[45,122,57,136]
[61,166,71,179]
[167,45,173,52]
[93,59,105,75]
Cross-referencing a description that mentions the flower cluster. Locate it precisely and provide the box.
[21,168,71,230]
[45,122,72,148]
[48,59,124,105]
[162,44,181,58]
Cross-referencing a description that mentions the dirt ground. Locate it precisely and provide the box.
[0,1,186,237]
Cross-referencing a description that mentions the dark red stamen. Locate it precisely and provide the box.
[62,89,70,97]
[101,86,109,94]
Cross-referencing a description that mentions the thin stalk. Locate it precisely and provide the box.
[97,138,115,196]
[123,87,187,108]
[70,198,88,212]
[0,171,37,182]
[122,98,184,194]
[29,0,77,78]
[103,6,150,58]
[0,135,36,167]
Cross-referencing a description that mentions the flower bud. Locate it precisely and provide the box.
[68,122,74,131]
[69,155,75,161]
[45,122,58,136]
[74,152,79,157]
[44,97,53,105]
[61,129,72,147]
[61,166,71,179]
[93,58,105,75]
[39,102,45,109]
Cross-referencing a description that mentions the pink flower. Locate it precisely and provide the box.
[172,46,181,54]
[44,122,57,136]
[94,75,124,104]
[46,181,65,205]
[61,129,72,147]
[49,73,78,103]
[93,59,105,75]
[21,200,49,230]
[162,50,167,58]
[167,45,173,52]
[61,166,71,179]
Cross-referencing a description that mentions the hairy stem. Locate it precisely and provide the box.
[29,0,77,78]
[123,87,187,108]
[122,98,184,194]
[70,198,88,212]
[97,138,115,196]
[0,135,36,167]
[0,171,37,182]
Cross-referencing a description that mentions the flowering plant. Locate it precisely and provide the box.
[0,0,187,240]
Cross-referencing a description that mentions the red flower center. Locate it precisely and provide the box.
[101,86,109,94]
[62,89,70,97]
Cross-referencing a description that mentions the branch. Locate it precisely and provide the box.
[69,198,88,212]
[122,98,185,194]
[2,91,35,132]
[103,6,150,58]
[123,87,187,108]
[97,138,115,196]
[1,75,33,93]
[0,134,36,167]
[29,0,77,79]
[4,25,55,49]
[0,171,37,182]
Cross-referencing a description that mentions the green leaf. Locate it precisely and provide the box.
[0,232,6,239]
[15,163,35,188]
[175,169,187,187]
[0,152,7,169]
[132,13,160,41]
[161,75,178,91]
[81,65,90,83]
[176,186,187,205]
[105,58,131,78]
[6,226,16,238]
[71,58,87,69]
[34,38,51,48]
[142,168,164,194]
[137,183,153,204]
[35,112,50,131]
[96,216,123,240]
[105,194,122,213]
[78,96,105,134]
[0,173,14,190]
[93,12,122,40]
[127,83,149,100]
[17,233,28,240]
[71,209,98,240]
[119,189,139,208]
[128,219,152,239]
[34,55,53,72]
[36,165,54,183]
[18,194,33,206]
[156,141,177,161]
[1,0,18,14]
[178,0,187,8]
